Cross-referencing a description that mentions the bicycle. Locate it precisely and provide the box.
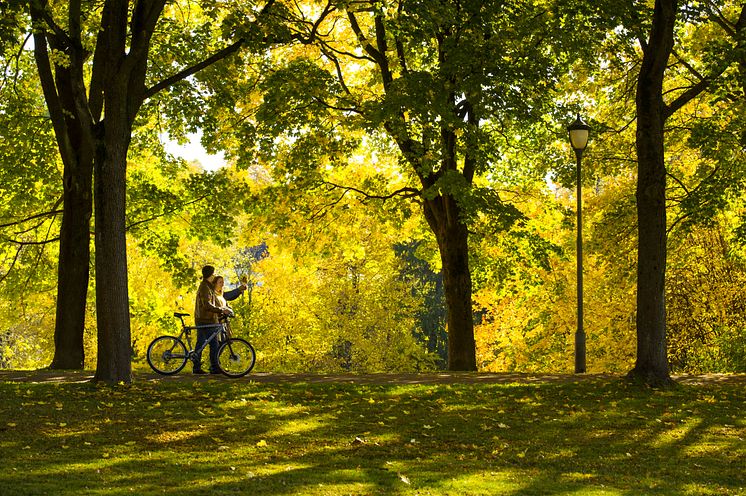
[146,312,256,378]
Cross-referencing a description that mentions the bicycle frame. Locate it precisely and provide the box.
[173,314,228,359]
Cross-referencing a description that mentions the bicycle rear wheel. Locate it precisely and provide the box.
[147,336,188,375]
[217,338,256,378]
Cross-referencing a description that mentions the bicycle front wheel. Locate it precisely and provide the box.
[217,338,256,378]
[147,336,188,375]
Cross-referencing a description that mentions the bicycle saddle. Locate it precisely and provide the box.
[173,312,190,317]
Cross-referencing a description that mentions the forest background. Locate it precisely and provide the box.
[0,0,744,378]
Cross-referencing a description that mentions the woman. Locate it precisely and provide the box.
[213,275,246,310]
[213,275,247,339]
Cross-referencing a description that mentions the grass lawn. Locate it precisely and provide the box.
[1,374,744,495]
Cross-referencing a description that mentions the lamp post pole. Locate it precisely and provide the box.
[574,147,586,374]
[568,115,590,374]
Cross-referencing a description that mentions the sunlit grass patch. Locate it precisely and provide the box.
[1,377,744,495]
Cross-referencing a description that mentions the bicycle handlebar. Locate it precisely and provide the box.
[172,310,234,324]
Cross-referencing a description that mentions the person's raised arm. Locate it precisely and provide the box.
[223,285,246,302]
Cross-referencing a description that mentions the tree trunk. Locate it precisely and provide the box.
[629,0,677,387]
[424,195,477,371]
[31,21,96,371]
[49,164,92,369]
[92,117,132,383]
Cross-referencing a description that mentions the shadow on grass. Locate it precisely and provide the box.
[0,377,744,495]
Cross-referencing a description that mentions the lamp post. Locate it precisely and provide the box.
[568,115,590,374]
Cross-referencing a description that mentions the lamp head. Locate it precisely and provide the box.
[567,114,590,152]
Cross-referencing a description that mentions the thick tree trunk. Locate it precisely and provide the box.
[49,165,92,369]
[87,0,162,384]
[632,119,672,386]
[92,119,132,383]
[32,28,95,371]
[424,195,477,371]
[629,0,677,387]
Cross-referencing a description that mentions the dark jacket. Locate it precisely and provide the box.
[194,279,222,325]
[223,286,246,302]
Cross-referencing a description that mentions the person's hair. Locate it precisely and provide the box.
[214,275,224,295]
[201,265,215,279]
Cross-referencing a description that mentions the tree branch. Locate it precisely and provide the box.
[125,195,207,231]
[69,0,82,42]
[0,236,60,246]
[664,4,745,118]
[144,0,281,100]
[323,180,420,202]
[703,1,737,37]
[32,0,73,47]
[311,96,362,114]
[664,77,712,118]
[347,10,385,67]
[319,46,353,96]
[28,9,76,170]
[0,33,32,95]
[0,246,23,284]
[308,190,347,221]
[667,210,693,235]
[462,99,478,183]
[126,0,167,64]
[666,170,690,195]
[88,2,109,121]
[296,0,335,43]
[0,201,64,231]
[394,1,408,75]
[143,38,245,100]
[315,41,376,62]
[670,49,705,81]
[22,216,57,286]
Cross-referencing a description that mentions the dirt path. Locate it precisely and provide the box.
[1,369,744,386]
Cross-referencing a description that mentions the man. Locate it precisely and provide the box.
[193,265,229,374]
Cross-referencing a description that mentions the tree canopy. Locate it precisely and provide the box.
[0,0,744,381]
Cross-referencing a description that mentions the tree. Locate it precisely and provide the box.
[630,0,745,385]
[0,0,82,369]
[217,0,601,370]
[25,0,279,382]
[631,0,678,386]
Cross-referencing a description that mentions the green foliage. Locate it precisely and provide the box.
[667,225,746,373]
[0,42,63,370]
[228,201,437,373]
[0,1,26,58]
[395,240,448,367]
